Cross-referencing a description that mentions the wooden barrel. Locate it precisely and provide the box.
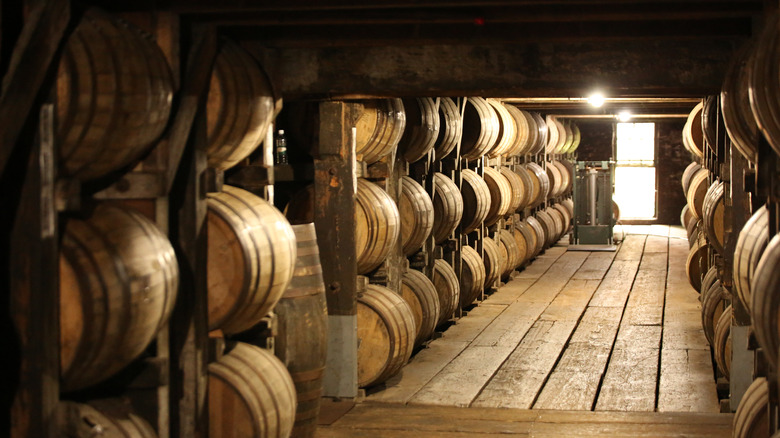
[686,218,701,247]
[536,209,559,248]
[563,122,581,154]
[525,216,546,259]
[546,207,566,243]
[682,101,704,159]
[566,121,578,153]
[398,97,440,163]
[558,119,573,154]
[553,161,572,196]
[355,178,401,274]
[496,236,509,277]
[207,185,297,334]
[60,203,178,391]
[432,259,460,326]
[702,95,719,154]
[512,222,531,268]
[561,198,574,221]
[433,97,463,160]
[432,173,464,243]
[681,162,702,197]
[545,116,562,154]
[354,98,406,164]
[702,180,725,255]
[483,167,512,226]
[700,280,727,346]
[500,167,526,213]
[400,176,434,256]
[557,121,574,154]
[552,203,572,236]
[209,342,297,438]
[733,377,769,438]
[482,236,503,289]
[59,401,156,438]
[680,204,693,228]
[714,305,732,381]
[721,43,759,164]
[499,229,521,278]
[612,200,621,224]
[486,98,518,158]
[546,161,563,198]
[460,245,487,309]
[685,234,710,293]
[685,168,709,220]
[400,269,441,347]
[504,104,532,156]
[751,234,780,371]
[357,284,416,388]
[274,223,328,438]
[734,205,769,315]
[567,121,581,154]
[57,9,174,181]
[460,97,500,160]
[206,40,276,170]
[749,18,780,157]
[529,112,549,155]
[514,165,535,211]
[460,169,491,233]
[701,265,719,298]
[522,109,544,156]
[524,162,550,207]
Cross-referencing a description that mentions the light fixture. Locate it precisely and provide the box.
[587,92,606,108]
[617,111,632,122]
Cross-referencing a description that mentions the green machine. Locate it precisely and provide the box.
[571,161,617,250]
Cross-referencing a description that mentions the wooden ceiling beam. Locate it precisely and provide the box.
[194,3,760,26]
[170,0,762,14]
[225,18,751,47]
[248,37,739,99]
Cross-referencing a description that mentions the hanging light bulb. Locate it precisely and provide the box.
[587,92,606,108]
[618,111,632,122]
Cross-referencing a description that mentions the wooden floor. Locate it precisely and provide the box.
[317,225,732,437]
[317,402,732,437]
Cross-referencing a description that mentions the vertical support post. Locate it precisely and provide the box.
[386,150,405,294]
[316,101,359,398]
[8,104,59,437]
[729,137,754,411]
[169,83,210,438]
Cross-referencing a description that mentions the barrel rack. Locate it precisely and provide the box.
[1,3,578,434]
[694,88,780,435]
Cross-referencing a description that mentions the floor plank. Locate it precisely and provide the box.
[365,228,721,420]
[614,234,647,261]
[367,340,469,404]
[473,276,598,409]
[658,234,719,413]
[409,344,525,407]
[318,402,732,438]
[572,251,617,280]
[516,245,568,280]
[587,260,641,308]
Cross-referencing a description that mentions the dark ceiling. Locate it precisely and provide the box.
[103,0,770,115]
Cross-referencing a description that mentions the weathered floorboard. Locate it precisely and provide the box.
[318,402,732,438]
[658,236,718,413]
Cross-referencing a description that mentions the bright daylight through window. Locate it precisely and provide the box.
[613,122,656,220]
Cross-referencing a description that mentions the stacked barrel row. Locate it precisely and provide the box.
[54,11,304,437]
[310,97,577,390]
[54,9,180,435]
[350,97,580,165]
[680,100,733,400]
[679,17,780,437]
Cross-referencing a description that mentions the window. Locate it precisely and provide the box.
[613,123,656,219]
